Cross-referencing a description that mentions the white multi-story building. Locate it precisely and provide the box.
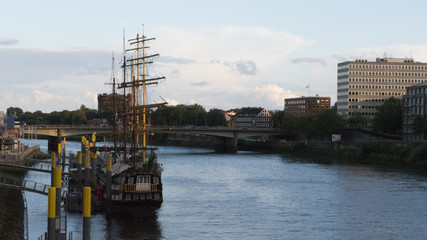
[337,58,427,117]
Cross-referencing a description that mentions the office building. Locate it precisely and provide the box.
[284,96,331,117]
[402,82,427,140]
[337,58,427,117]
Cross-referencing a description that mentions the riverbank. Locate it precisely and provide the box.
[0,146,45,240]
[262,141,427,170]
[0,169,25,240]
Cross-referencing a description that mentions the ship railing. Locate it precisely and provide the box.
[120,183,160,193]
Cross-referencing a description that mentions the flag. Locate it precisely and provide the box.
[305,85,310,88]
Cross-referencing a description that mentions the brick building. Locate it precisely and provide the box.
[284,96,331,116]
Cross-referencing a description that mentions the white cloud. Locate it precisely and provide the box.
[165,98,179,106]
[156,26,314,68]
[255,84,297,108]
[32,90,62,103]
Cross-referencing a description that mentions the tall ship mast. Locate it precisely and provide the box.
[101,31,167,217]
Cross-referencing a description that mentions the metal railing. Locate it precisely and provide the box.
[120,183,160,193]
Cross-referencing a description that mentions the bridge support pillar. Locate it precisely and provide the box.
[215,136,237,153]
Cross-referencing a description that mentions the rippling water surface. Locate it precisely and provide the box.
[25,140,427,239]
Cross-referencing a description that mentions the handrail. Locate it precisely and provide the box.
[120,183,160,193]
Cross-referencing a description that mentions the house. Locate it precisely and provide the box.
[235,107,272,128]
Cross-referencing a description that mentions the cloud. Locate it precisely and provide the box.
[290,57,326,66]
[32,89,62,103]
[235,60,257,75]
[156,26,314,68]
[165,98,179,106]
[210,59,258,75]
[332,43,427,62]
[191,81,209,86]
[0,38,19,46]
[254,84,297,108]
[159,56,196,64]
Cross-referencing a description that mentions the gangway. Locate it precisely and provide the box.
[0,162,68,175]
[0,175,67,197]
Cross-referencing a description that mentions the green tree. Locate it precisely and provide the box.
[206,108,227,126]
[411,115,426,134]
[310,109,345,138]
[372,97,402,135]
[271,111,284,129]
[347,111,369,128]
[6,107,24,120]
[281,114,310,139]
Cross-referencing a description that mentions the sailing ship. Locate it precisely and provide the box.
[96,31,167,217]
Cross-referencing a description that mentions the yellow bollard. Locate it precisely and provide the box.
[83,187,91,240]
[48,187,56,239]
[51,152,56,168]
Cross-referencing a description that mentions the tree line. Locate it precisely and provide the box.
[6,97,408,139]
[272,97,405,140]
[5,104,228,127]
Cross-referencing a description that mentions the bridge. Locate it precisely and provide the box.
[24,125,281,153]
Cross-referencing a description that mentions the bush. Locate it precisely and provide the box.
[408,146,427,163]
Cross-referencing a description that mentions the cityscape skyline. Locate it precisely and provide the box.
[2,1,427,112]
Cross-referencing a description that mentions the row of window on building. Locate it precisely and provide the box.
[349,85,408,90]
[346,71,427,77]
[348,91,404,96]
[349,78,426,84]
[348,64,426,70]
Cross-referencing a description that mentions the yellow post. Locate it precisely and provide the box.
[83,187,91,239]
[107,156,112,172]
[77,151,82,164]
[83,187,91,217]
[57,143,61,155]
[63,137,66,148]
[48,187,56,218]
[85,152,90,169]
[51,152,56,168]
[54,167,62,188]
[85,151,91,187]
[48,187,56,239]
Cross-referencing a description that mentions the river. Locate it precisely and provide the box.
[24,139,427,239]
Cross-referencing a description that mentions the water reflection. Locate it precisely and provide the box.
[105,213,162,240]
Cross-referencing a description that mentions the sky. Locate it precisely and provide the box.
[2,0,427,113]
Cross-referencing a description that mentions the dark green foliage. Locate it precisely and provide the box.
[309,109,345,138]
[347,111,369,128]
[411,115,427,134]
[150,104,207,126]
[271,111,284,128]
[6,107,24,120]
[408,146,427,162]
[372,97,402,135]
[205,108,227,127]
[281,113,310,139]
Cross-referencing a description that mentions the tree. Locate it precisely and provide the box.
[206,109,227,126]
[347,111,369,128]
[271,111,284,129]
[411,115,426,134]
[310,109,345,139]
[372,97,402,135]
[281,114,310,140]
[6,107,24,120]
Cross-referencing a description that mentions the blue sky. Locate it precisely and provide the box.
[2,0,427,112]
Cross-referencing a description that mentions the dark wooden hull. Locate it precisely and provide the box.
[110,199,162,218]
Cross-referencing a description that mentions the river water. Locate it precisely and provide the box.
[24,140,427,239]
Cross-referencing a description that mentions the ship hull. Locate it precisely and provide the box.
[110,199,162,218]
